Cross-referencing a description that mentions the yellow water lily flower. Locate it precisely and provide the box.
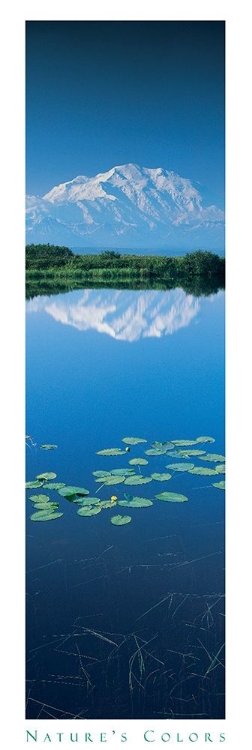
[110,495,117,502]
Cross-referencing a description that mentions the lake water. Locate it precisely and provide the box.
[26,287,225,720]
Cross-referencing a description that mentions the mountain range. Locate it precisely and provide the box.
[26,163,224,251]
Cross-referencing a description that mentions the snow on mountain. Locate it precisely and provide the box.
[26,164,224,249]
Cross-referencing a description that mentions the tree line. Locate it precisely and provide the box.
[26,244,225,298]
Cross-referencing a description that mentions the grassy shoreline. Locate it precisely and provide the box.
[26,245,225,299]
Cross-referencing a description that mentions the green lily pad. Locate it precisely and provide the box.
[155,492,188,503]
[92,470,111,477]
[129,458,148,466]
[77,506,102,516]
[58,486,89,497]
[29,494,50,503]
[212,480,225,490]
[145,448,167,456]
[110,468,135,475]
[30,511,63,521]
[171,439,198,446]
[74,497,100,505]
[165,450,186,458]
[166,463,195,472]
[179,449,206,456]
[40,444,58,450]
[33,502,59,510]
[118,497,153,508]
[151,441,174,450]
[26,480,44,489]
[110,515,132,525]
[99,500,117,509]
[104,476,126,485]
[151,472,172,481]
[95,476,114,484]
[196,436,215,444]
[42,482,66,490]
[122,437,147,445]
[124,476,152,485]
[97,448,126,456]
[36,472,57,481]
[215,464,226,474]
[189,467,219,476]
[199,453,225,463]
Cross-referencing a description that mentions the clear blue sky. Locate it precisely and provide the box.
[26,21,225,208]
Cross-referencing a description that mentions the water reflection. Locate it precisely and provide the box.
[26,288,222,342]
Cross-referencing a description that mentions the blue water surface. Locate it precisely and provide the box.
[26,287,225,720]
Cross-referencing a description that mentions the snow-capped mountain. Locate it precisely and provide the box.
[26,288,224,342]
[26,163,224,250]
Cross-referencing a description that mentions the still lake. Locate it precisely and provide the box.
[26,286,225,720]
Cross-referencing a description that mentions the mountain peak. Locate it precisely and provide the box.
[27,163,224,250]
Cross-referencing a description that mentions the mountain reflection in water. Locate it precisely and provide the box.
[26,288,222,342]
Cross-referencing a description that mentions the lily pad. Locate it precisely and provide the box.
[40,444,58,450]
[129,458,148,466]
[199,453,225,463]
[29,494,50,503]
[171,439,198,446]
[110,515,132,525]
[99,500,117,509]
[95,476,114,484]
[212,480,225,490]
[179,449,206,457]
[33,502,59,510]
[196,436,215,444]
[74,497,100,505]
[166,463,195,472]
[155,492,188,503]
[36,472,57,481]
[43,482,66,490]
[30,511,63,521]
[58,486,89,497]
[151,472,172,481]
[124,476,152,485]
[189,467,219,476]
[77,506,102,516]
[26,480,44,489]
[97,448,126,456]
[216,464,226,474]
[110,468,135,475]
[118,497,153,508]
[92,470,111,477]
[122,437,147,445]
[104,476,126,485]
[165,450,185,458]
[151,441,174,450]
[145,448,167,456]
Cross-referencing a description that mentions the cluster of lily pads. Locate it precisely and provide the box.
[26,435,225,525]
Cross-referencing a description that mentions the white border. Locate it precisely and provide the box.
[1,3,251,749]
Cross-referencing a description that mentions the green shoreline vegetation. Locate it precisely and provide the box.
[26,244,225,299]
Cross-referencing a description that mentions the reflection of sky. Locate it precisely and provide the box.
[26,289,223,342]
[26,286,225,530]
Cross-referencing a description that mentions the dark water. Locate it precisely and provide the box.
[26,287,225,720]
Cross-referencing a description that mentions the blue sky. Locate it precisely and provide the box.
[26,21,225,208]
